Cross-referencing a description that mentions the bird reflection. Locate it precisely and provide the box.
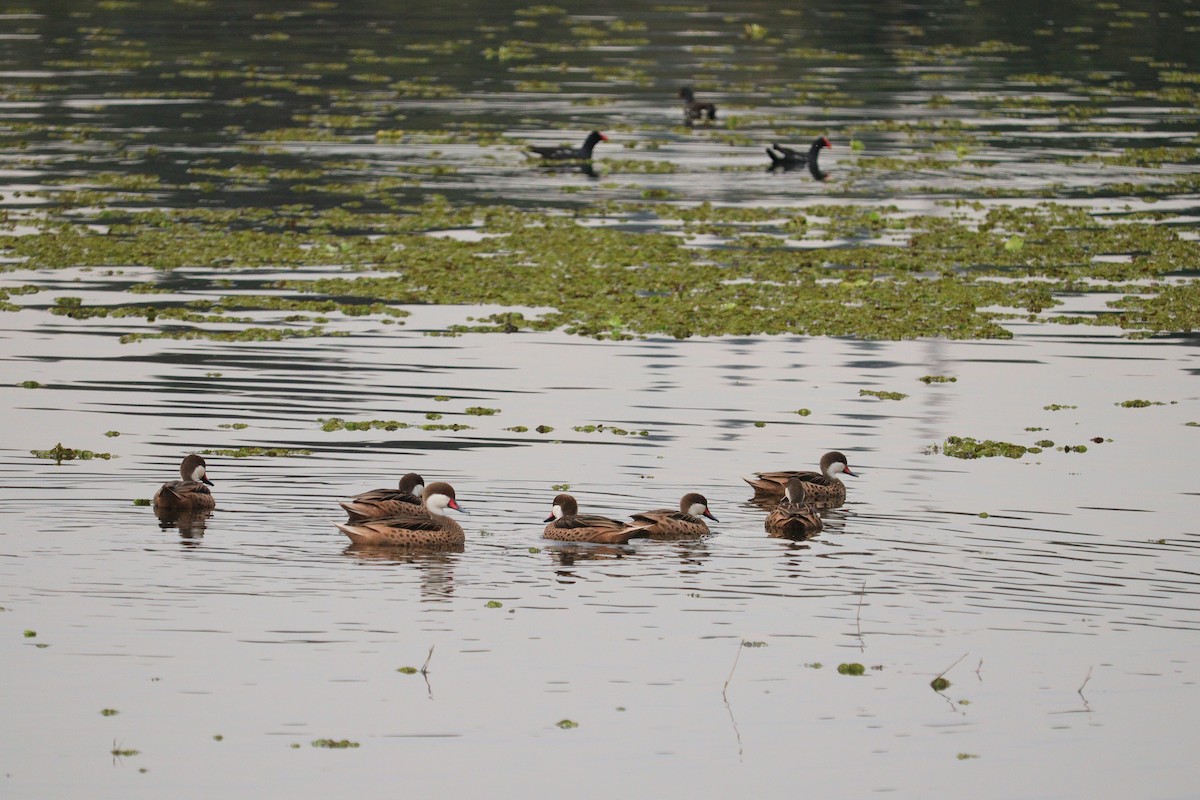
[534,162,598,179]
[156,508,212,540]
[342,545,459,601]
[544,542,636,567]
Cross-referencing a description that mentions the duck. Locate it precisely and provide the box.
[526,130,608,161]
[766,136,831,171]
[678,87,717,124]
[631,492,718,538]
[339,471,425,521]
[743,451,855,507]
[764,476,823,538]
[153,454,215,514]
[335,481,465,548]
[543,493,653,545]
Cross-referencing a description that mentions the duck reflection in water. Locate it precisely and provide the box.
[156,507,212,540]
[343,545,458,601]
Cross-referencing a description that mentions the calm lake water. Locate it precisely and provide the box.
[2,1,1199,798]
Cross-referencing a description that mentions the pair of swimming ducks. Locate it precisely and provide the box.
[154,451,855,547]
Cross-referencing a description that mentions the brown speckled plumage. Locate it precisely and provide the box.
[339,472,426,521]
[153,454,215,514]
[336,481,465,549]
[542,494,652,544]
[744,451,855,507]
[764,477,823,538]
[631,492,717,539]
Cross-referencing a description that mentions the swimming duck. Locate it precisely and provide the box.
[744,451,855,507]
[764,476,823,538]
[766,136,831,171]
[335,481,465,548]
[339,471,425,521]
[631,492,718,538]
[678,87,717,124]
[153,454,215,514]
[543,493,653,544]
[526,130,608,161]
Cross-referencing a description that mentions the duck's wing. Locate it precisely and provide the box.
[554,513,628,532]
[630,507,675,525]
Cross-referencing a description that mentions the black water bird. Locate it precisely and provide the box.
[678,87,717,124]
[766,136,831,178]
[526,130,608,161]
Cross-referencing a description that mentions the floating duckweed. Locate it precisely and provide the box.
[931,677,951,691]
[742,641,768,648]
[19,380,40,389]
[1116,399,1164,408]
[536,425,554,434]
[978,512,989,518]
[100,708,119,716]
[485,600,503,609]
[528,547,541,554]
[319,417,410,432]
[30,444,114,464]
[1035,440,1054,448]
[556,719,580,729]
[218,423,249,430]
[1061,444,1089,453]
[506,425,529,432]
[1025,426,1045,431]
[23,630,36,638]
[1187,422,1200,427]
[837,663,866,675]
[859,389,909,400]
[111,746,140,757]
[957,753,980,760]
[796,408,811,416]
[465,407,500,416]
[311,739,359,749]
[198,447,312,457]
[1043,404,1077,411]
[804,662,823,669]
[434,396,450,401]
[132,498,151,506]
[104,431,120,437]
[940,436,1029,459]
[213,734,223,741]
[420,423,472,431]
[552,484,569,491]
[396,667,418,675]
[919,375,957,384]
[754,421,767,428]
[425,412,443,420]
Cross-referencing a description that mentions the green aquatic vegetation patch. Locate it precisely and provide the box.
[311,739,359,749]
[938,436,1034,459]
[859,389,908,401]
[319,417,410,431]
[919,375,956,384]
[5,196,1200,341]
[31,444,114,464]
[1116,399,1165,408]
[198,447,312,457]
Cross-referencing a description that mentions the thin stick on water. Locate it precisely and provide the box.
[935,652,969,683]
[722,640,745,760]
[723,640,744,703]
[1078,666,1093,696]
[420,644,435,675]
